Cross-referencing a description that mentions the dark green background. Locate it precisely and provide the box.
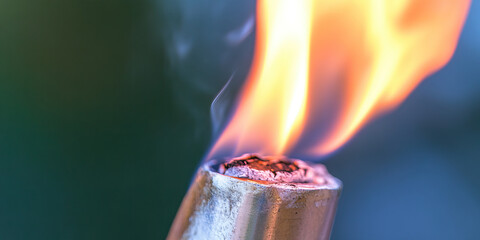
[1,1,479,239]
[0,1,199,238]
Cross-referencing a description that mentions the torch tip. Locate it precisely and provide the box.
[209,153,340,187]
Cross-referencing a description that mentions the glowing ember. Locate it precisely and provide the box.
[218,154,332,184]
[209,0,470,160]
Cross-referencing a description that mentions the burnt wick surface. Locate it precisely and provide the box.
[222,155,301,175]
[217,154,327,184]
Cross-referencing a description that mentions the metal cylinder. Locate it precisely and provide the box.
[168,162,342,240]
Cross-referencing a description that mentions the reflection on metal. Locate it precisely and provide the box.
[168,162,342,240]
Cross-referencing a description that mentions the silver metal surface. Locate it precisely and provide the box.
[168,162,342,240]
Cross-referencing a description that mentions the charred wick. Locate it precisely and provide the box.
[222,154,301,176]
[212,153,319,183]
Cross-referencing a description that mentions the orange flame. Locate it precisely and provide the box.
[209,0,470,160]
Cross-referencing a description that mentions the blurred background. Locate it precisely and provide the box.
[0,0,479,239]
